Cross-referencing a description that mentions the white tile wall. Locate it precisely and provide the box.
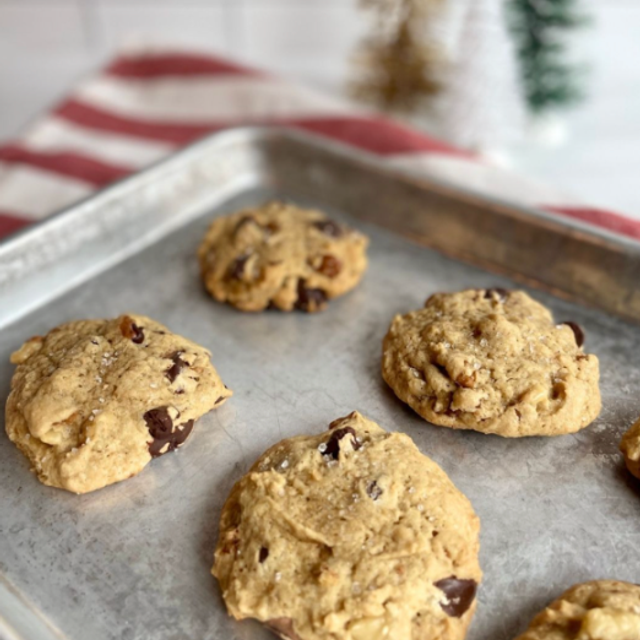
[0,0,638,215]
[96,3,229,52]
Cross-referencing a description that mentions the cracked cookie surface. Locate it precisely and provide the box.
[382,289,601,437]
[514,580,640,640]
[5,314,232,493]
[619,417,640,479]
[198,201,368,312]
[212,411,481,640]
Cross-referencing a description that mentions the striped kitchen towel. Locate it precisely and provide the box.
[1,44,638,241]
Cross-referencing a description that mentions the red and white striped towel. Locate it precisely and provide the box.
[1,44,639,242]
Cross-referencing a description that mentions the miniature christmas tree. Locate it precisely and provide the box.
[507,0,586,114]
[351,0,442,113]
[436,0,525,151]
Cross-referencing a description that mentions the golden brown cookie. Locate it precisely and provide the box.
[197,201,368,312]
[382,289,601,437]
[5,314,231,493]
[514,580,640,640]
[619,417,640,479]
[212,411,482,640]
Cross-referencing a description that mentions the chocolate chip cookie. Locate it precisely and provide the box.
[198,201,369,312]
[5,314,232,493]
[212,411,481,640]
[382,289,601,437]
[619,417,640,479]
[514,580,640,640]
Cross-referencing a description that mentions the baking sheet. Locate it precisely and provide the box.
[1,129,640,640]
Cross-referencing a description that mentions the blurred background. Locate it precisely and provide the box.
[0,0,638,216]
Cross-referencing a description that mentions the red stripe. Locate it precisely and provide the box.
[0,212,31,239]
[544,205,640,241]
[56,100,208,145]
[55,100,469,157]
[106,53,261,79]
[0,144,133,187]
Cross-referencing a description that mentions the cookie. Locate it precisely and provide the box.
[5,314,231,494]
[212,411,481,640]
[197,201,368,312]
[619,417,640,479]
[382,289,601,437]
[514,580,640,640]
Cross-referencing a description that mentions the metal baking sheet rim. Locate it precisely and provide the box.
[1,126,639,329]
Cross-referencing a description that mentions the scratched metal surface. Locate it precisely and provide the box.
[1,134,640,640]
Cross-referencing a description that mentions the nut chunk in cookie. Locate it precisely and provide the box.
[382,289,601,437]
[5,314,232,494]
[212,411,481,640]
[197,201,368,312]
[514,580,640,640]
[620,417,640,479]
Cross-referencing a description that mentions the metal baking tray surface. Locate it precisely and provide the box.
[1,128,639,640]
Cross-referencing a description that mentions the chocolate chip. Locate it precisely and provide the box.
[259,547,269,563]
[143,408,195,457]
[323,427,361,460]
[165,351,188,383]
[227,254,251,281]
[144,407,172,438]
[484,288,510,302]
[366,480,383,500]
[119,315,145,344]
[434,576,478,618]
[562,321,585,347]
[313,219,343,237]
[215,395,225,404]
[316,255,342,278]
[295,280,327,312]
